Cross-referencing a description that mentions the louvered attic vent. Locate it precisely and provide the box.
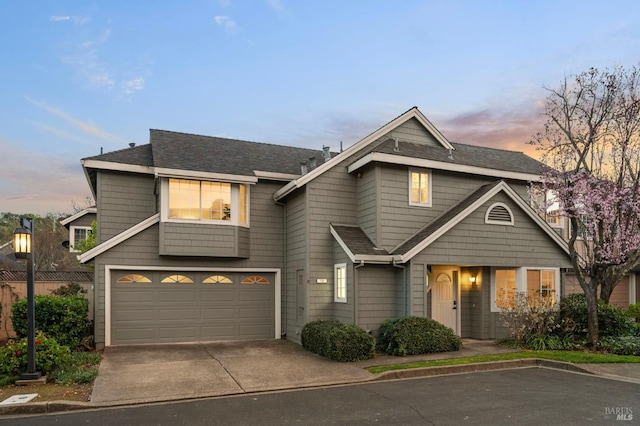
[485,203,514,225]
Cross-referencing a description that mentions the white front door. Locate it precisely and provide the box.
[431,267,458,333]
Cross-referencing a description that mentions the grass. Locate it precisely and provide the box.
[366,351,640,374]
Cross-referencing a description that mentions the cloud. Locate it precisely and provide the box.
[50,15,90,24]
[438,101,546,158]
[0,137,89,215]
[214,15,237,30]
[62,29,115,89]
[266,0,284,12]
[122,77,145,94]
[26,97,126,146]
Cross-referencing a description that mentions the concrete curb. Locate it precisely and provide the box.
[0,359,605,417]
[371,358,592,381]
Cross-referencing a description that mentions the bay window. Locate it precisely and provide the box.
[167,178,248,225]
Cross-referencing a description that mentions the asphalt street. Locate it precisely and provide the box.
[2,367,638,425]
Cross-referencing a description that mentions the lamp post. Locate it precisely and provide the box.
[13,217,42,380]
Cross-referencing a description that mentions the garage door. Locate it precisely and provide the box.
[111,271,275,345]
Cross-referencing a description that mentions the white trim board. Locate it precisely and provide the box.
[104,265,282,347]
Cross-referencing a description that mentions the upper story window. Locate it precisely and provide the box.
[409,169,432,207]
[167,178,248,225]
[69,226,92,252]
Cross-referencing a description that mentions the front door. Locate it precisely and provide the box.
[431,266,458,333]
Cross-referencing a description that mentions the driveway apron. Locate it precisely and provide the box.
[90,340,374,405]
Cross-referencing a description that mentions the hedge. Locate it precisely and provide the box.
[301,319,375,362]
[11,294,89,349]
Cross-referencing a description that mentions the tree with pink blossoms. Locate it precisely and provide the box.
[531,65,640,346]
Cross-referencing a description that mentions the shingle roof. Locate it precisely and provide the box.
[391,181,502,255]
[84,144,153,167]
[84,130,331,177]
[150,130,330,176]
[331,225,389,256]
[370,139,544,175]
[0,270,94,282]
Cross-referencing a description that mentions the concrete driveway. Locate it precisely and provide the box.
[90,340,374,405]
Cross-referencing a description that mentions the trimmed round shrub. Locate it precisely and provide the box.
[11,294,89,348]
[378,316,462,356]
[0,332,71,375]
[302,319,375,362]
[559,293,635,338]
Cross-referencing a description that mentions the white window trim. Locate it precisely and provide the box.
[484,202,514,226]
[160,178,250,227]
[409,169,432,207]
[490,267,560,312]
[69,225,92,252]
[334,263,347,303]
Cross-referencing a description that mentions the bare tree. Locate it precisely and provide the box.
[531,65,640,345]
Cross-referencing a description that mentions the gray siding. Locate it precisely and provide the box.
[305,166,358,322]
[159,222,250,258]
[377,167,530,250]
[410,262,426,316]
[96,171,156,242]
[356,164,378,244]
[357,265,402,335]
[284,189,307,343]
[413,192,571,267]
[390,117,442,147]
[69,213,96,228]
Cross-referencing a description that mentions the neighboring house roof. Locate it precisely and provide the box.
[0,270,94,282]
[0,253,21,270]
[0,241,13,256]
[60,207,97,227]
[330,180,569,264]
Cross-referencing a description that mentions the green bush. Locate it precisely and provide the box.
[378,317,462,356]
[600,336,640,356]
[559,294,635,338]
[301,320,375,362]
[628,303,640,323]
[0,332,71,375]
[523,334,580,351]
[11,295,89,348]
[50,282,87,297]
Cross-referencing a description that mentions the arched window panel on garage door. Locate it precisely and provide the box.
[241,275,270,284]
[203,275,233,284]
[117,273,152,283]
[161,274,194,284]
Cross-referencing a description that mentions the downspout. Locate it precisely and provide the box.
[354,260,365,328]
[393,259,407,317]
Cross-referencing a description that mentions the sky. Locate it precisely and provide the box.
[1,0,640,215]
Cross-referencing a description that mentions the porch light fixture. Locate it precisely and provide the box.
[13,217,42,380]
[469,276,476,284]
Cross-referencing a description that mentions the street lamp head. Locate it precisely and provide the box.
[13,227,32,259]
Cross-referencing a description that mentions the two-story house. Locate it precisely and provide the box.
[79,107,576,349]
